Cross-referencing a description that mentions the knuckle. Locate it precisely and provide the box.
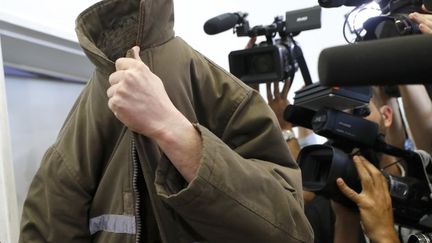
[371,169,382,177]
[124,70,135,82]
[115,84,127,96]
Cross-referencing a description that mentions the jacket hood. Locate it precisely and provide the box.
[75,0,175,71]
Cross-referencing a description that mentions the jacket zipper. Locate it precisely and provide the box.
[132,138,143,243]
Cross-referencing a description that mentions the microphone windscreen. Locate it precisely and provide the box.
[283,105,315,130]
[318,34,432,86]
[204,13,239,35]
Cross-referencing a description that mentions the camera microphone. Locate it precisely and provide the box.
[318,34,432,86]
[283,105,315,129]
[204,13,242,35]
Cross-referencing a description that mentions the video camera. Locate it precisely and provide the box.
[284,84,432,231]
[204,6,322,84]
[319,0,432,41]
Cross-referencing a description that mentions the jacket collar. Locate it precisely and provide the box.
[75,0,175,73]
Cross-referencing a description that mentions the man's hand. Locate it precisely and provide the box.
[409,6,432,34]
[107,46,184,138]
[336,156,399,243]
[107,46,202,182]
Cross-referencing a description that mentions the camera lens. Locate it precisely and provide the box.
[247,53,274,74]
[408,233,432,243]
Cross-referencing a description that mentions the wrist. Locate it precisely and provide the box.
[152,112,202,182]
[367,226,399,243]
[282,129,296,142]
[279,122,292,130]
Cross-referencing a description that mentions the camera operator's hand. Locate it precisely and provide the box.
[266,80,292,130]
[409,7,432,34]
[335,156,400,243]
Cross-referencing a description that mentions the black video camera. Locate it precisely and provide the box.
[285,84,432,231]
[319,0,432,41]
[204,6,322,84]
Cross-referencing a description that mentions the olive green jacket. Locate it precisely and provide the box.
[19,0,313,242]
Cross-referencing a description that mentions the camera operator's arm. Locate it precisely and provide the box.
[332,201,362,243]
[335,156,400,243]
[398,85,432,153]
[409,6,432,34]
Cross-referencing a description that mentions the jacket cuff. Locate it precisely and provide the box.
[154,123,216,206]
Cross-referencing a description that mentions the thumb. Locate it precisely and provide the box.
[131,46,142,61]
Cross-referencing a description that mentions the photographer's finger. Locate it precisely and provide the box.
[359,155,384,186]
[266,82,273,100]
[353,156,373,190]
[336,178,360,204]
[409,12,430,26]
[420,23,432,34]
[281,79,292,98]
[273,81,280,97]
[245,37,257,49]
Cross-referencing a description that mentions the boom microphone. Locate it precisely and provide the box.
[204,13,241,35]
[283,105,315,129]
[318,34,432,86]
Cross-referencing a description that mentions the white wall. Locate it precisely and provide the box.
[0,0,100,41]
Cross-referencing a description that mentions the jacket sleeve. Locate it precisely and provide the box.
[19,146,92,243]
[155,89,314,243]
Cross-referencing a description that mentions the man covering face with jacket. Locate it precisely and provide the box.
[19,0,313,242]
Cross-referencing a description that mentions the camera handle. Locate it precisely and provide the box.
[292,42,313,86]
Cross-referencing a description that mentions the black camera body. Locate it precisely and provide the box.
[286,84,432,230]
[319,0,431,40]
[362,0,425,40]
[229,38,295,83]
[212,6,322,84]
